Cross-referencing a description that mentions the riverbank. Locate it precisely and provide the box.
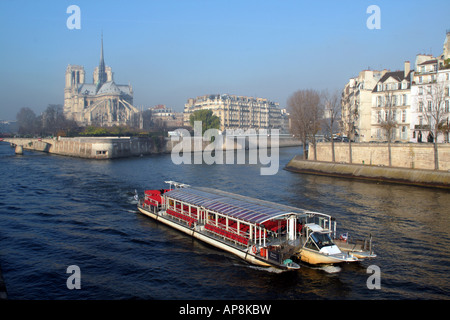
[285,156,450,189]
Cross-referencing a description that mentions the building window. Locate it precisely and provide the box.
[402,126,407,140]
[402,110,406,123]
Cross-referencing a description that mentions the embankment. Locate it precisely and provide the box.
[3,135,301,160]
[285,156,450,189]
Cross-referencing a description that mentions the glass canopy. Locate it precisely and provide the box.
[165,187,307,225]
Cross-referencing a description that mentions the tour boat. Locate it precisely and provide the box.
[136,181,375,269]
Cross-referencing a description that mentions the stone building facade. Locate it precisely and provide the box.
[410,52,450,143]
[371,62,412,142]
[341,69,387,142]
[183,94,285,132]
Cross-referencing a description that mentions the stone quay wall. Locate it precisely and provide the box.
[310,142,450,171]
[4,135,301,160]
[285,156,450,189]
[5,137,163,159]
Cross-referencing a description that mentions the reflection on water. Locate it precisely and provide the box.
[0,143,449,300]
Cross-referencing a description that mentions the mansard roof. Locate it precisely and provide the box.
[378,70,412,83]
[372,70,412,93]
[418,59,438,65]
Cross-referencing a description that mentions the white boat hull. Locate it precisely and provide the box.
[333,239,376,260]
[297,248,358,265]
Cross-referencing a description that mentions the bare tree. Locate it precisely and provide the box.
[378,91,398,167]
[16,107,40,135]
[322,90,341,162]
[422,82,448,170]
[341,88,359,164]
[287,89,323,160]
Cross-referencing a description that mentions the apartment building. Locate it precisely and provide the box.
[410,55,450,142]
[371,62,412,142]
[183,94,284,132]
[341,69,387,142]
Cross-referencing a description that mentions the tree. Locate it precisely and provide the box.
[287,89,323,160]
[322,90,341,162]
[422,82,448,170]
[41,104,79,136]
[16,107,40,135]
[189,109,220,135]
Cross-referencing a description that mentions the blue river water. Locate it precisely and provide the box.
[0,142,449,300]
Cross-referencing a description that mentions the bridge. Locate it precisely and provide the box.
[1,138,53,155]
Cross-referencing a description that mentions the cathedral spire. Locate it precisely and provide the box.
[97,33,107,86]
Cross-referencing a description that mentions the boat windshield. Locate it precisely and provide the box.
[311,232,334,249]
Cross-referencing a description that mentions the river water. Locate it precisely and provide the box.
[0,142,449,301]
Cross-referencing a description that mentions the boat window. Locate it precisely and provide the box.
[311,232,334,249]
[304,238,319,251]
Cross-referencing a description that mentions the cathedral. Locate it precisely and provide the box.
[64,36,138,126]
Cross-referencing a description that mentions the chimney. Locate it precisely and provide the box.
[404,61,410,78]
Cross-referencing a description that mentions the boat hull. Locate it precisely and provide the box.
[333,239,376,260]
[137,206,285,269]
[297,248,358,265]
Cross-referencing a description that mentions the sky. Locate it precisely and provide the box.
[0,0,449,120]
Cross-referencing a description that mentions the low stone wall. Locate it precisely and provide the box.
[311,142,450,171]
[285,156,450,189]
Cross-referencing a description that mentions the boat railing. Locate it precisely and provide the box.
[205,223,249,247]
[169,206,199,220]
[334,234,374,254]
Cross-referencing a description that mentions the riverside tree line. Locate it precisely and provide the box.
[15,105,164,137]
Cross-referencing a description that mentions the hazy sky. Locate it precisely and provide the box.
[0,0,449,120]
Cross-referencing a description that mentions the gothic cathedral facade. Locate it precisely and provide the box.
[64,36,138,126]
